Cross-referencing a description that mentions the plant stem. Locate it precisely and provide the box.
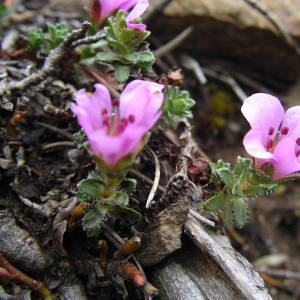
[0,253,53,299]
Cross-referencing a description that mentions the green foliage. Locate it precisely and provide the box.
[94,10,153,82]
[73,129,88,150]
[120,178,137,194]
[105,10,150,54]
[159,86,196,128]
[203,157,278,228]
[26,23,69,55]
[0,3,9,21]
[76,171,139,237]
[82,203,109,237]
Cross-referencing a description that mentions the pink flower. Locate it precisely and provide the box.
[91,0,149,29]
[126,0,149,30]
[241,93,300,178]
[71,80,164,169]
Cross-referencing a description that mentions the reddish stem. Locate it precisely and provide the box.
[0,253,52,299]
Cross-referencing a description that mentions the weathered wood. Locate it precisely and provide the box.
[185,215,271,300]
[146,212,272,300]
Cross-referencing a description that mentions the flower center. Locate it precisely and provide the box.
[266,139,273,150]
[102,102,135,136]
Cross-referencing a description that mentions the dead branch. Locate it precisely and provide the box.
[1,22,91,95]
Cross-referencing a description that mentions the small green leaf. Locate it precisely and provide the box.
[203,192,225,211]
[115,65,130,83]
[162,86,196,128]
[223,199,233,225]
[102,191,129,206]
[26,28,44,52]
[233,197,247,228]
[120,178,137,194]
[122,50,155,66]
[77,178,104,200]
[115,206,141,218]
[82,203,109,237]
[216,169,235,191]
[96,52,121,62]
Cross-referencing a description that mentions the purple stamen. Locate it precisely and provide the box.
[280,126,289,135]
[128,115,135,123]
[268,127,274,135]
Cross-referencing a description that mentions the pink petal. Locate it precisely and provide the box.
[241,93,284,137]
[119,0,140,11]
[243,128,275,159]
[272,138,300,178]
[71,84,111,135]
[280,106,300,153]
[89,125,146,166]
[120,80,164,129]
[126,0,149,29]
[98,0,138,20]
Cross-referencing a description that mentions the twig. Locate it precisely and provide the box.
[0,253,53,299]
[41,141,75,151]
[256,268,300,281]
[180,54,207,85]
[18,195,50,218]
[154,27,193,59]
[202,67,247,102]
[71,31,106,48]
[145,148,161,209]
[242,0,300,55]
[4,22,91,93]
[129,169,165,193]
[83,66,120,99]
[188,209,215,227]
[35,121,74,140]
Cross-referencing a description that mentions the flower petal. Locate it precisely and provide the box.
[71,84,111,135]
[89,125,146,166]
[126,0,149,30]
[272,138,300,178]
[98,0,139,20]
[241,93,284,137]
[119,0,140,11]
[243,128,275,159]
[120,79,164,129]
[280,106,300,151]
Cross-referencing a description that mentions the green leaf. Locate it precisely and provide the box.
[77,178,104,200]
[120,178,137,194]
[233,197,247,228]
[115,65,130,83]
[114,205,141,218]
[25,22,69,55]
[122,50,155,66]
[223,199,233,225]
[96,52,121,62]
[161,86,196,128]
[47,22,68,48]
[102,191,129,206]
[82,203,109,237]
[216,169,235,191]
[26,28,44,52]
[203,192,225,211]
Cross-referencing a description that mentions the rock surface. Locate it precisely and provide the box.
[149,0,300,84]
